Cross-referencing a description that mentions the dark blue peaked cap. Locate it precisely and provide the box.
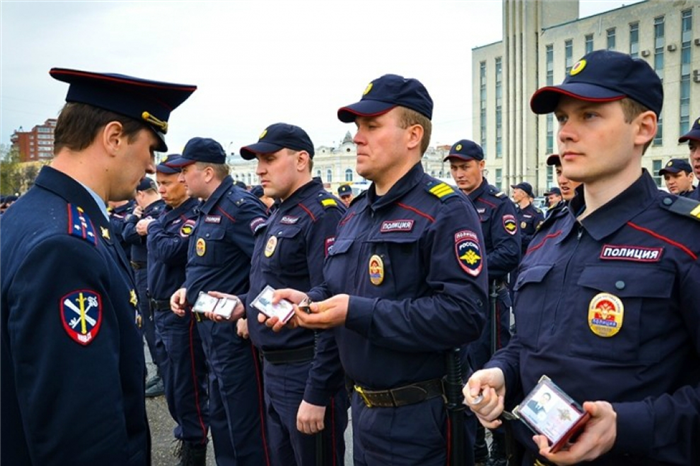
[530,50,663,117]
[444,139,484,162]
[156,154,184,174]
[240,123,315,160]
[679,117,700,143]
[50,67,197,152]
[338,74,433,122]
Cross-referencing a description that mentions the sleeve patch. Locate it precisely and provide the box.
[325,236,336,257]
[179,219,196,237]
[66,204,98,246]
[503,215,518,235]
[454,230,483,277]
[250,217,266,234]
[60,289,103,346]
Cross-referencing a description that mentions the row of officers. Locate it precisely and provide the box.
[2,48,700,466]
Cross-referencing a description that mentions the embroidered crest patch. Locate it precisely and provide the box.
[454,230,483,277]
[503,215,518,236]
[60,290,103,346]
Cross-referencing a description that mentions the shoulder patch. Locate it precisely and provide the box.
[60,289,103,345]
[425,181,458,202]
[661,195,700,222]
[66,204,98,246]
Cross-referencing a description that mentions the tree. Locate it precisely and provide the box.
[0,146,45,196]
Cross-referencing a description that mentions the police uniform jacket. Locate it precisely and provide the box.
[246,178,346,405]
[123,199,166,264]
[109,199,134,259]
[516,202,544,253]
[469,178,521,281]
[1,166,149,466]
[487,170,700,465]
[146,197,199,300]
[681,187,697,199]
[690,187,700,201]
[184,176,268,305]
[308,163,489,389]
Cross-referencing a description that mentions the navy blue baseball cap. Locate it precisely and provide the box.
[659,158,693,176]
[546,154,561,166]
[337,185,352,197]
[544,187,562,196]
[679,116,700,143]
[136,177,157,191]
[169,137,227,166]
[240,123,315,160]
[337,74,433,123]
[443,139,484,162]
[511,182,535,198]
[50,68,196,152]
[530,50,663,117]
[156,154,183,174]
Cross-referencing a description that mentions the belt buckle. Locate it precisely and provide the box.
[354,385,373,408]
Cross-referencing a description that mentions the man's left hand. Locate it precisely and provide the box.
[297,400,326,435]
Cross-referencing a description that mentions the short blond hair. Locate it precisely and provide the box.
[397,107,432,155]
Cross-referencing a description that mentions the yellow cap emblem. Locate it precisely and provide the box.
[667,161,673,167]
[264,235,277,258]
[588,292,624,337]
[570,59,587,76]
[456,144,462,151]
[363,82,373,96]
[196,238,206,257]
[259,129,268,140]
[368,254,384,286]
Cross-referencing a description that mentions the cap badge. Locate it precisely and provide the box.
[60,290,103,346]
[259,129,268,140]
[455,144,463,151]
[368,254,384,286]
[667,161,673,167]
[363,82,373,96]
[141,111,168,133]
[265,235,278,258]
[196,238,206,256]
[588,292,624,337]
[570,59,587,76]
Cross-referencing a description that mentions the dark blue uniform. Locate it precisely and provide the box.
[309,163,489,465]
[691,187,700,201]
[516,202,544,254]
[184,175,270,466]
[123,198,166,374]
[109,199,134,260]
[487,171,700,465]
[146,197,209,447]
[1,166,149,465]
[246,178,348,466]
[681,187,698,199]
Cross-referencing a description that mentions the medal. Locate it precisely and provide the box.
[265,235,278,257]
[368,254,384,286]
[588,292,624,337]
[196,238,206,257]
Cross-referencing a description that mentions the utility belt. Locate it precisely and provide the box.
[260,345,315,365]
[149,298,171,311]
[354,378,446,408]
[130,261,147,271]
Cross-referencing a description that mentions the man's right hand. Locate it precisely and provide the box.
[170,288,187,317]
[463,368,507,429]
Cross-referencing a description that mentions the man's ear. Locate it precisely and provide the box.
[405,124,424,151]
[102,121,125,157]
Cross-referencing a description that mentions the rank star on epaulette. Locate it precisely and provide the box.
[130,289,138,307]
[101,226,110,240]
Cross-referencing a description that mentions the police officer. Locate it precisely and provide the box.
[444,139,520,466]
[138,155,209,465]
[510,181,543,254]
[108,198,135,259]
[679,116,700,201]
[214,122,348,465]
[123,176,167,396]
[337,184,354,207]
[659,158,695,197]
[271,74,489,465]
[465,50,700,465]
[546,153,582,204]
[1,67,195,465]
[169,137,270,466]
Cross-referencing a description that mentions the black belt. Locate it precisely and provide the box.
[354,378,445,408]
[130,261,147,270]
[149,298,171,310]
[261,345,315,365]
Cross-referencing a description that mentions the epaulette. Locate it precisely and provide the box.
[494,191,506,198]
[66,204,98,246]
[661,195,700,222]
[425,181,458,202]
[318,194,339,209]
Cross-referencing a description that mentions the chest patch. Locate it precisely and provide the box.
[380,219,414,233]
[599,244,663,262]
[588,293,624,337]
[60,290,103,346]
[280,215,299,225]
[196,238,206,256]
[205,215,221,224]
[454,230,483,277]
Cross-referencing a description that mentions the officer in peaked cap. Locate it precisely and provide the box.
[1,68,195,465]
[270,74,489,465]
[679,118,700,200]
[659,158,696,197]
[170,136,270,465]
[337,184,354,207]
[205,122,349,465]
[466,50,700,465]
[510,181,543,254]
[444,139,521,466]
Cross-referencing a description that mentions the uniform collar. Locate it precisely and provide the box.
[467,178,489,202]
[163,197,198,222]
[276,178,323,215]
[76,180,109,220]
[200,175,233,215]
[143,198,165,216]
[366,162,424,210]
[570,169,658,241]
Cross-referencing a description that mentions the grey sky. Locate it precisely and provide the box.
[1,0,641,155]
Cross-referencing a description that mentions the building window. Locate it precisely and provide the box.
[480,61,487,154]
[565,40,573,73]
[629,22,639,58]
[546,44,554,86]
[680,9,692,135]
[607,28,616,50]
[547,115,554,154]
[654,116,663,146]
[326,169,333,183]
[316,169,322,180]
[652,160,662,187]
[547,165,554,189]
[495,168,503,191]
[345,168,353,182]
[495,57,503,159]
[585,34,594,54]
[654,16,665,82]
